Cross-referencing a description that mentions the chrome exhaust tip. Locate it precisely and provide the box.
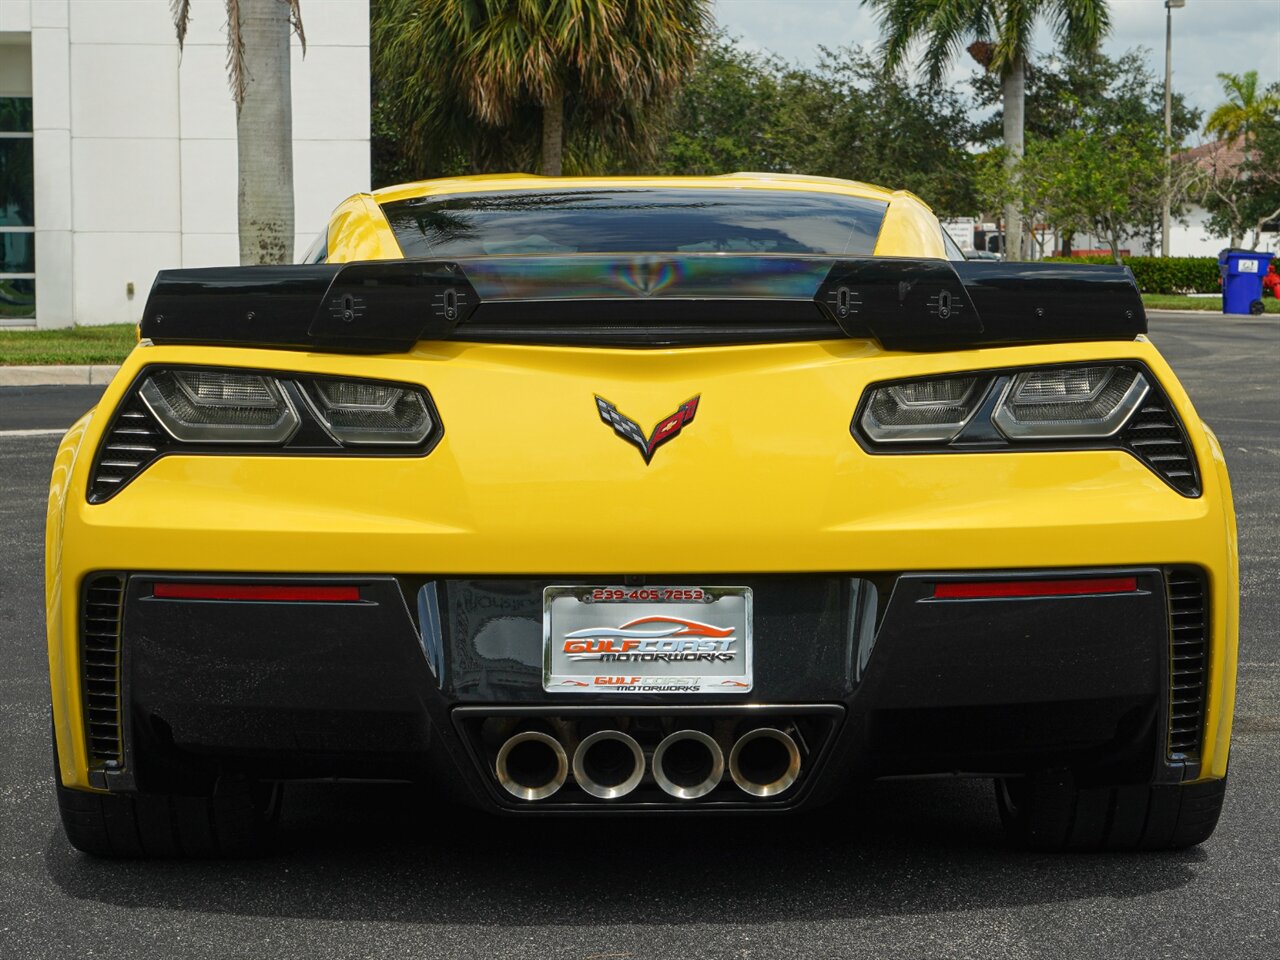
[495,731,568,801]
[653,730,724,800]
[728,727,801,797]
[572,730,644,799]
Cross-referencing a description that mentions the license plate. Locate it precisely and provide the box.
[543,586,753,694]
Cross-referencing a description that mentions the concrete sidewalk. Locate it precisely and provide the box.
[0,365,120,387]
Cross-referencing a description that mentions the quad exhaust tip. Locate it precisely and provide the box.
[572,730,645,799]
[653,730,725,800]
[496,731,569,801]
[728,727,801,797]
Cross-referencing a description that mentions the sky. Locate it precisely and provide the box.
[712,0,1280,139]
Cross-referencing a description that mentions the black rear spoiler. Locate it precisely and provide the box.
[140,255,1145,352]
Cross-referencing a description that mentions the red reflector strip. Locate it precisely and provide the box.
[152,583,361,602]
[932,577,1139,600]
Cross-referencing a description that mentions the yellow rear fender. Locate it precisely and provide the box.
[46,408,96,789]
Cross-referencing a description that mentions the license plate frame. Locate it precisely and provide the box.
[542,585,753,694]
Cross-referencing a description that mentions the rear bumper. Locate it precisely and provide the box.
[47,337,1239,796]
[73,567,1203,812]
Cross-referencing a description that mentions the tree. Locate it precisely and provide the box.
[171,1,305,265]
[970,47,1199,147]
[971,47,1201,254]
[373,0,711,178]
[979,122,1167,264]
[1204,70,1280,144]
[1198,76,1280,249]
[652,34,791,175]
[1200,116,1280,249]
[651,39,979,216]
[813,49,979,216]
[862,0,1110,259]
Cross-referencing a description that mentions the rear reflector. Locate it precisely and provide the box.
[932,577,1138,599]
[152,583,361,602]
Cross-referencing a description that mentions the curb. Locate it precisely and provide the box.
[0,365,120,387]
[1145,309,1277,318]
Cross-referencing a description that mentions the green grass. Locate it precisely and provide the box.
[0,324,138,365]
[1142,294,1280,314]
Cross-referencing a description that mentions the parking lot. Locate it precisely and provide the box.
[2,312,1277,959]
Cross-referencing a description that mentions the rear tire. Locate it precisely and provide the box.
[53,727,280,858]
[995,771,1226,852]
[56,776,281,858]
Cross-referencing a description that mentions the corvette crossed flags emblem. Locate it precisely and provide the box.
[595,395,700,465]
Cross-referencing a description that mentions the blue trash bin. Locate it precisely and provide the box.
[1218,248,1275,315]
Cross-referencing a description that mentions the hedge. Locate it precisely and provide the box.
[1041,256,1220,294]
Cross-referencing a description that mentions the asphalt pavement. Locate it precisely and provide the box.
[2,312,1277,959]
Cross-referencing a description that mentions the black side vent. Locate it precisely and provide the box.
[89,396,167,503]
[1120,392,1201,497]
[1166,567,1208,761]
[81,574,125,768]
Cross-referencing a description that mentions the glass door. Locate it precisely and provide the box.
[0,97,35,325]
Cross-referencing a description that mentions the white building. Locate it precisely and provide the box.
[0,0,369,329]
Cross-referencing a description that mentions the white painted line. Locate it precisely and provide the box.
[0,428,67,438]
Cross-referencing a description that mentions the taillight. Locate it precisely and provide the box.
[140,369,301,444]
[991,366,1149,439]
[860,375,990,443]
[88,366,442,502]
[302,378,435,445]
[853,362,1199,496]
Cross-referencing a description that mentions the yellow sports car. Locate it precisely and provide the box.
[46,174,1237,857]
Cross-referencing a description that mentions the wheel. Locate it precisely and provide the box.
[53,731,281,858]
[1249,299,1265,315]
[995,771,1226,852]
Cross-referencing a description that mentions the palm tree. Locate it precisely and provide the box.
[862,0,1110,260]
[1204,70,1280,144]
[171,0,306,265]
[375,0,712,177]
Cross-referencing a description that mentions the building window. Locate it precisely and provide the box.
[0,97,35,325]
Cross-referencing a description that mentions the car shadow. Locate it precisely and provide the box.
[44,777,1204,927]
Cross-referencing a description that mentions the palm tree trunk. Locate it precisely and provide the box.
[541,89,564,176]
[236,0,295,265]
[1002,59,1025,261]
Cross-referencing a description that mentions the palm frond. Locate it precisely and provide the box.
[1046,0,1111,60]
[170,0,192,49]
[372,0,713,173]
[1204,103,1241,142]
[225,0,247,107]
[285,0,306,55]
[862,0,992,85]
[1205,71,1278,141]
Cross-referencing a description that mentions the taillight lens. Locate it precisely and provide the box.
[140,369,301,443]
[861,375,989,442]
[991,366,1149,438]
[303,378,434,445]
[853,362,1199,496]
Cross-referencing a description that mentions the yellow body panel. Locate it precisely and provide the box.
[46,175,1237,791]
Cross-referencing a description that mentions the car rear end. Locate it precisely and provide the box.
[45,177,1237,856]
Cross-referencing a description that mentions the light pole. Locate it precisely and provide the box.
[1162,0,1186,257]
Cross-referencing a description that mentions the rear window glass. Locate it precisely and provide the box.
[379,188,888,258]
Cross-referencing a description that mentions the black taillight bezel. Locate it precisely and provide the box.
[87,365,444,503]
[851,360,1202,497]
